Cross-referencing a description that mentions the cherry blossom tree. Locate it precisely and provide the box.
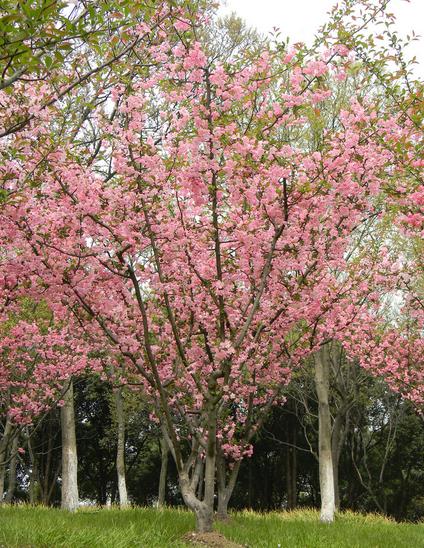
[1,0,422,531]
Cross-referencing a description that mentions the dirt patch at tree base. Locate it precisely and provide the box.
[183,531,246,547]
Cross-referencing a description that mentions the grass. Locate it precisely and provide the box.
[0,505,423,547]
[217,508,424,547]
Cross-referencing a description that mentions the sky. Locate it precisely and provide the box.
[218,0,424,77]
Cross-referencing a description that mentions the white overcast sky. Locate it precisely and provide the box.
[219,0,424,77]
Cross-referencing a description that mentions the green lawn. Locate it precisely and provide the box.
[0,505,422,547]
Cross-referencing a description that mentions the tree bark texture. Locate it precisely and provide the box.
[158,435,169,506]
[4,434,18,503]
[114,387,129,508]
[61,379,79,511]
[216,449,241,521]
[0,417,12,503]
[315,345,335,523]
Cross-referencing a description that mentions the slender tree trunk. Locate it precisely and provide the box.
[28,446,39,504]
[5,434,19,503]
[290,445,297,509]
[216,453,229,521]
[61,379,79,511]
[286,404,298,510]
[332,412,346,511]
[114,387,129,508]
[315,346,335,523]
[29,463,39,504]
[110,480,117,504]
[286,445,298,509]
[217,488,230,521]
[27,429,40,505]
[266,460,273,509]
[42,417,54,505]
[248,459,253,508]
[158,435,169,507]
[263,465,268,510]
[46,460,61,506]
[0,417,12,503]
[0,463,5,503]
[216,449,241,521]
[199,425,216,532]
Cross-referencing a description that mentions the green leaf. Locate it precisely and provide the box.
[44,55,53,68]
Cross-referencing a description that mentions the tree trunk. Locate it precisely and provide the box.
[332,453,340,512]
[196,503,214,533]
[178,407,217,533]
[200,424,216,532]
[158,435,169,507]
[27,429,40,505]
[216,454,229,521]
[60,379,79,511]
[286,404,297,510]
[0,463,5,504]
[332,411,345,511]
[114,387,129,508]
[0,417,12,503]
[29,463,40,504]
[179,469,215,533]
[196,459,204,501]
[216,449,241,521]
[286,444,297,510]
[217,489,230,521]
[315,346,335,523]
[248,458,253,508]
[5,434,19,503]
[42,416,54,505]
[216,490,230,521]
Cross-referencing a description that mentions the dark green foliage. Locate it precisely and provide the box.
[5,372,423,521]
[74,378,116,505]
